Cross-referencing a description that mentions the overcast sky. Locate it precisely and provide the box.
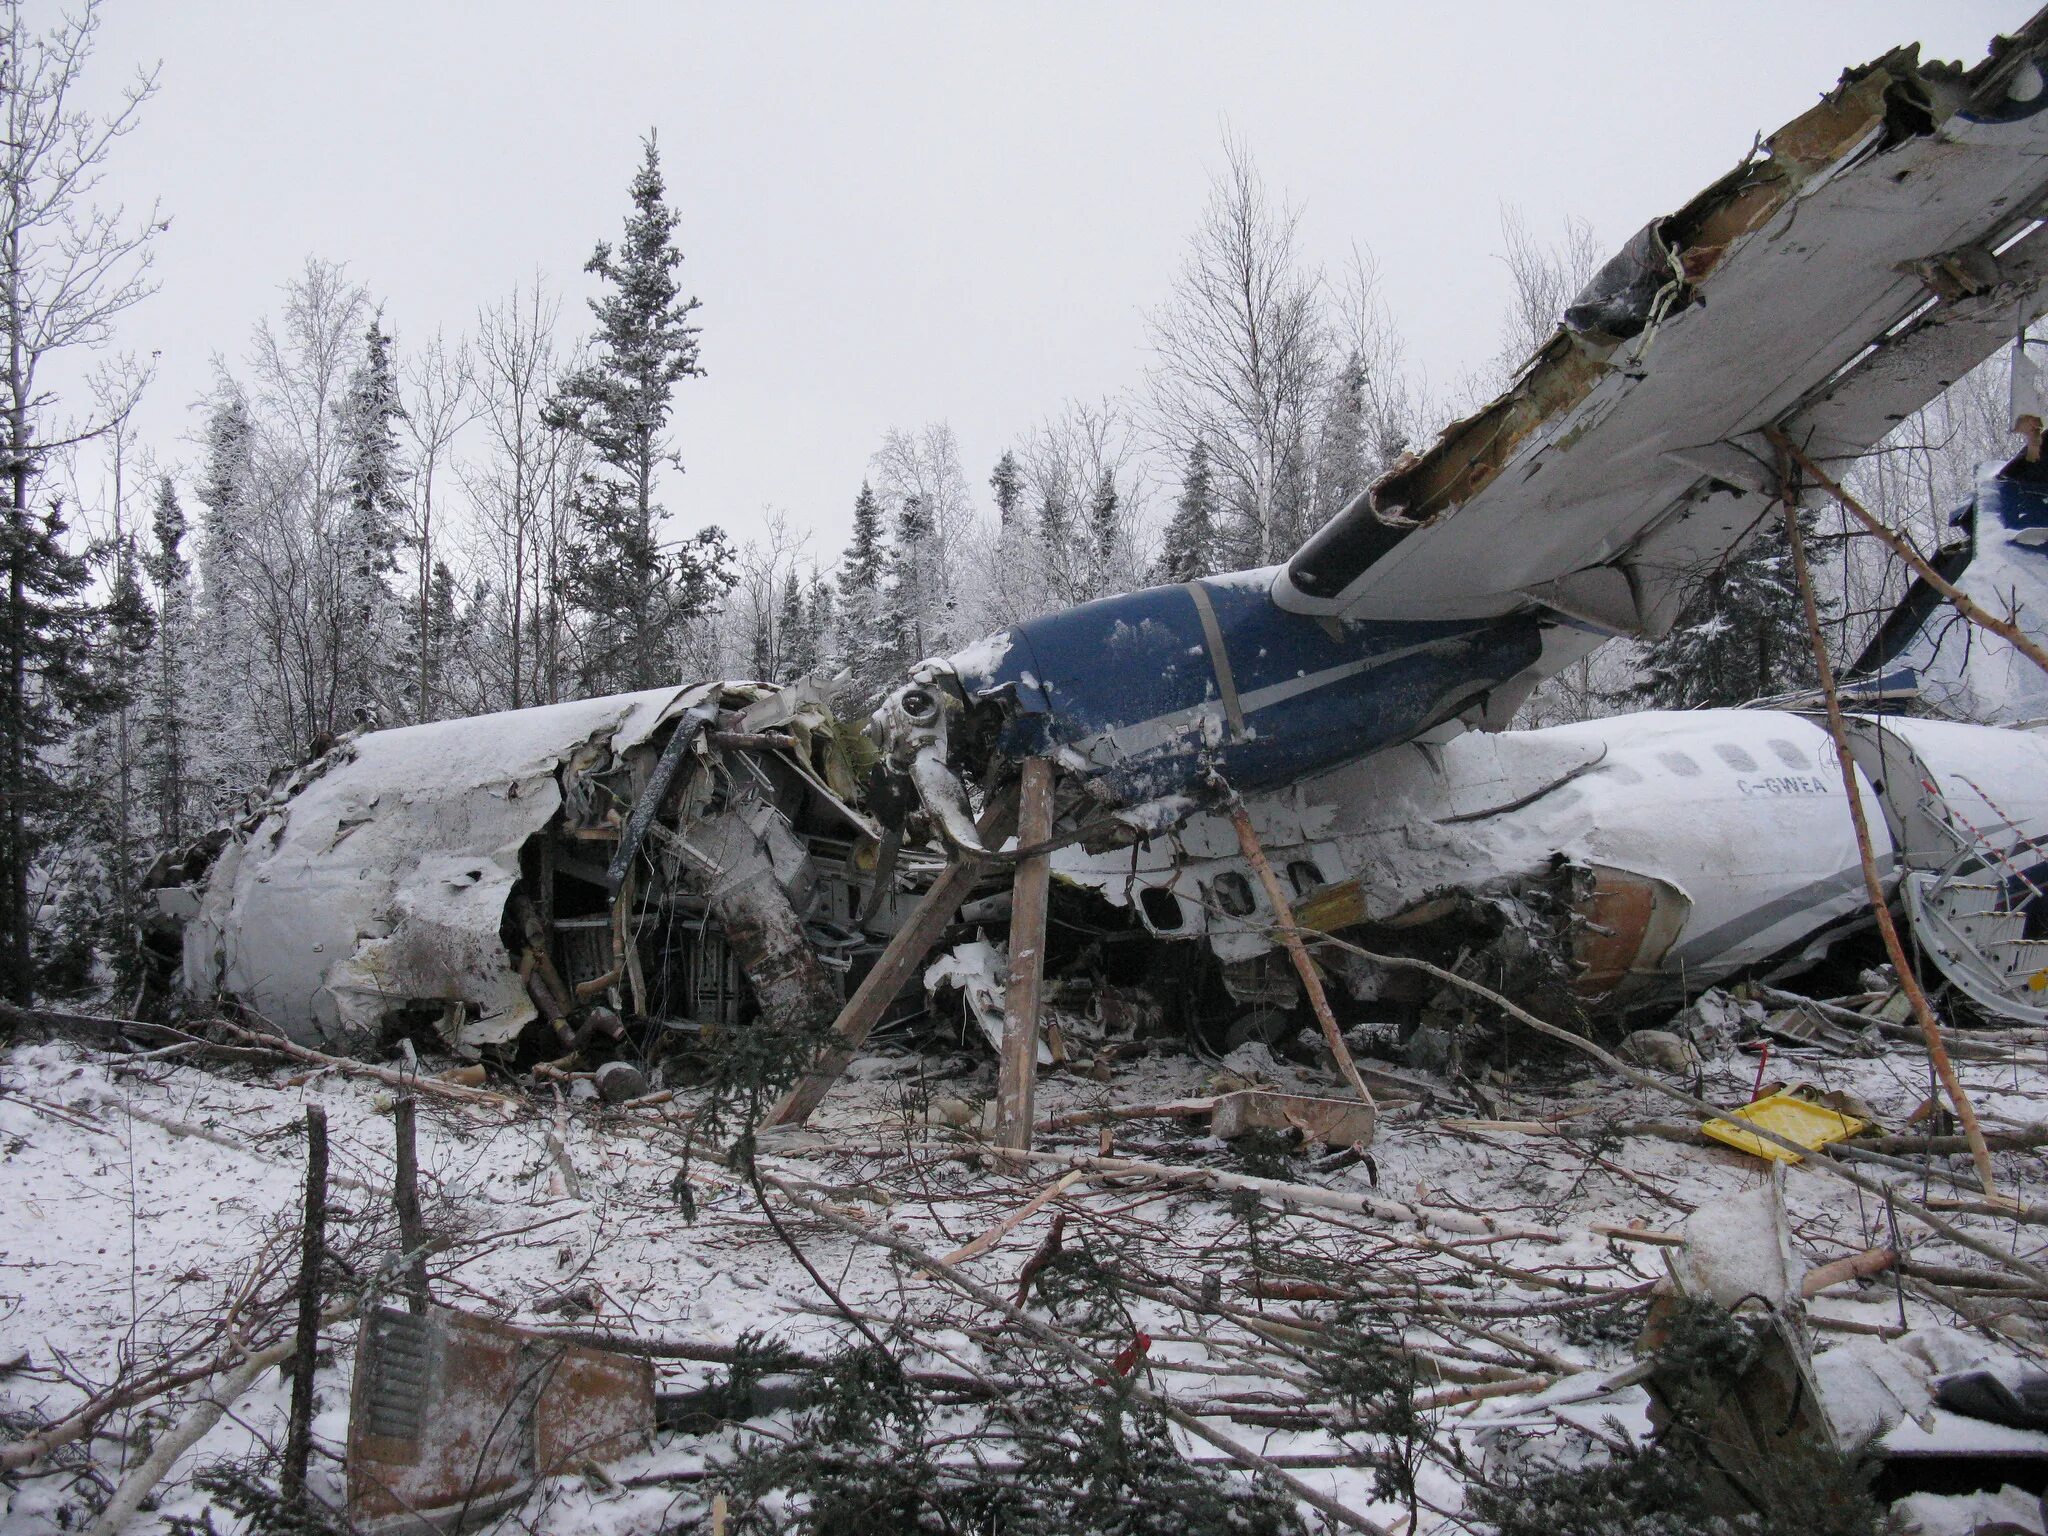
[79,1,2035,562]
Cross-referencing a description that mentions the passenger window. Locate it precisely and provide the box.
[1713,744,1759,772]
[1656,751,1701,778]
[1286,860,1324,896]
[1211,871,1258,917]
[1767,738,1809,770]
[1604,762,1643,785]
[1139,886,1184,932]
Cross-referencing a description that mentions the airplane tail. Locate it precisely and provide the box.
[1848,452,2048,725]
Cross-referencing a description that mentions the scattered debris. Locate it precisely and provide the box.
[1703,1089,1873,1164]
[346,1304,653,1534]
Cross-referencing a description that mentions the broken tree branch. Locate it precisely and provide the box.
[995,757,1054,1151]
[762,856,986,1129]
[393,1096,430,1314]
[755,1171,1394,1536]
[210,1018,520,1110]
[1777,451,2000,1200]
[1298,925,2048,1290]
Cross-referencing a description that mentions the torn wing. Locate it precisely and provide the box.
[1273,18,2048,651]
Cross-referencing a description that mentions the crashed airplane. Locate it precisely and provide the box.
[158,16,2048,1065]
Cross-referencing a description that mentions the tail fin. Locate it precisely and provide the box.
[1850,453,2048,725]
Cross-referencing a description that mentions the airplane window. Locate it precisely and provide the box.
[1604,762,1644,784]
[1286,859,1324,895]
[1656,751,1702,778]
[1211,871,1258,917]
[1139,885,1184,932]
[1767,738,1809,769]
[1714,744,1759,772]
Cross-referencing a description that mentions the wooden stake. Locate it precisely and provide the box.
[281,1104,328,1502]
[1777,461,2000,1199]
[994,758,1055,1151]
[1225,796,1377,1113]
[1770,429,2048,684]
[393,1096,430,1313]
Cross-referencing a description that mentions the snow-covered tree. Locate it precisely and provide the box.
[832,481,894,704]
[1632,516,1820,709]
[142,475,194,846]
[0,0,164,997]
[1156,439,1217,584]
[333,314,411,726]
[990,450,1023,530]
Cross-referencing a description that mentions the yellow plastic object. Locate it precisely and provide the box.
[1702,1091,1869,1164]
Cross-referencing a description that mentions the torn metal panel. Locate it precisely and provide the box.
[346,1304,653,1535]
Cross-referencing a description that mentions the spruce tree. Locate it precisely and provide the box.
[834,482,892,702]
[334,316,409,727]
[548,131,732,695]
[0,496,141,994]
[802,575,834,680]
[142,476,193,846]
[887,493,934,668]
[191,385,261,802]
[775,569,810,681]
[1088,469,1120,580]
[990,450,1023,529]
[64,522,154,993]
[422,557,459,719]
[1156,439,1218,585]
[1632,515,1821,708]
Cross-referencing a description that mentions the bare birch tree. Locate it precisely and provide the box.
[1145,132,1328,568]
[401,328,474,720]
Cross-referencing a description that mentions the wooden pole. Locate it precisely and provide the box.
[1778,455,2000,1199]
[281,1103,327,1503]
[994,758,1055,1151]
[393,1096,430,1313]
[1770,428,2048,684]
[762,857,986,1129]
[1224,795,1376,1113]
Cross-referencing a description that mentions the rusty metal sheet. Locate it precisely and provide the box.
[347,1305,653,1534]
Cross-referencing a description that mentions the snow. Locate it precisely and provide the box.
[5,997,2047,1533]
[943,629,1016,685]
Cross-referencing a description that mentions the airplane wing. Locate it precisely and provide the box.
[1273,15,2048,649]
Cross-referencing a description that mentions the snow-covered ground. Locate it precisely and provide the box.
[2,1009,2045,1533]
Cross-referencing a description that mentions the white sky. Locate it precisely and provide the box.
[79,1,2035,565]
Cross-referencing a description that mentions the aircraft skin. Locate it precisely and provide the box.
[944,572,1543,807]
